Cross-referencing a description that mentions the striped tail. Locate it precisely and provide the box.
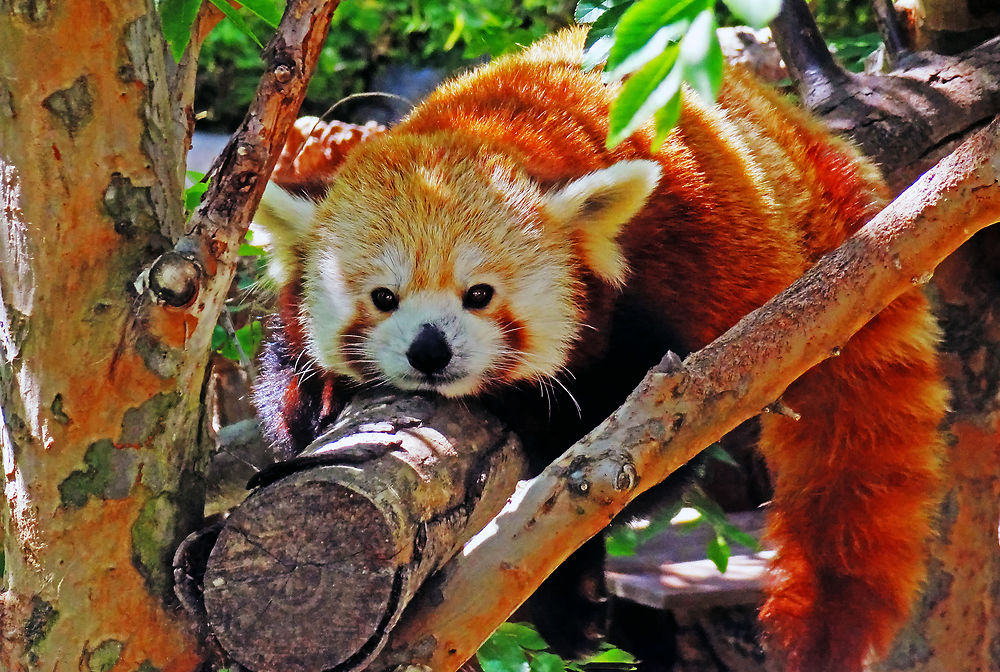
[758,288,947,672]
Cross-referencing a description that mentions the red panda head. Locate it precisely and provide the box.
[255,133,660,397]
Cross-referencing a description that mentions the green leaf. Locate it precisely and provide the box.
[211,324,229,350]
[605,22,689,81]
[706,443,739,467]
[720,0,780,28]
[582,33,615,72]
[685,488,727,523]
[529,652,565,672]
[477,633,530,672]
[582,0,634,48]
[184,181,210,216]
[585,645,639,664]
[605,0,707,74]
[678,8,713,63]
[158,0,202,62]
[443,11,466,51]
[236,320,263,356]
[575,0,612,24]
[239,243,266,256]
[496,623,549,651]
[685,488,762,552]
[707,533,731,573]
[237,0,282,28]
[605,525,639,557]
[678,10,723,104]
[215,320,263,361]
[580,0,636,70]
[650,89,682,151]
[606,44,681,147]
[184,171,210,219]
[208,0,264,48]
[828,32,882,73]
[718,523,762,552]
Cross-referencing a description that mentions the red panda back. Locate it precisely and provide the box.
[256,28,946,672]
[401,28,946,671]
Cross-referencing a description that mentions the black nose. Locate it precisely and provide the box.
[406,324,452,375]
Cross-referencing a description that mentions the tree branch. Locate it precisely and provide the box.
[871,0,911,65]
[190,0,339,251]
[138,0,339,394]
[769,0,849,106]
[771,2,1000,194]
[370,117,1000,672]
[199,393,528,672]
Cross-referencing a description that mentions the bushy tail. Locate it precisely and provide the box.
[758,288,947,672]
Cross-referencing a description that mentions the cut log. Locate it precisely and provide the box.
[202,391,527,672]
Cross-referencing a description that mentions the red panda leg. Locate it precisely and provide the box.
[758,288,948,672]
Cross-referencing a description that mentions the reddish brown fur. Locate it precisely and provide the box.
[395,29,946,670]
[260,27,946,671]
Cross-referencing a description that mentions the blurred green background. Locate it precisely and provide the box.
[193,0,874,130]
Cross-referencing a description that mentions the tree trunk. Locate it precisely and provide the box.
[202,391,528,672]
[0,0,336,668]
[899,0,1000,53]
[873,229,1000,671]
[0,1,206,669]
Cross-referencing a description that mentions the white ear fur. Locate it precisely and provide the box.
[253,182,318,284]
[541,160,661,286]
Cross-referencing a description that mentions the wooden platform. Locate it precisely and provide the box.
[606,510,771,610]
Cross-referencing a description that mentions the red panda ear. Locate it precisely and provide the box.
[541,160,661,286]
[254,182,318,285]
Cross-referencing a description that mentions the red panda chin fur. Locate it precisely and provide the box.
[256,27,947,671]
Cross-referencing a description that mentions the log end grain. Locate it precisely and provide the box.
[204,470,402,671]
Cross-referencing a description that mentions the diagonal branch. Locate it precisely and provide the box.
[188,0,340,254]
[769,0,849,106]
[371,116,1000,672]
[141,0,339,392]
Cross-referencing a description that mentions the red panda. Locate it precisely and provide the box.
[253,27,947,672]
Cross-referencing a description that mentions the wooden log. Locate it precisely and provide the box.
[202,391,527,672]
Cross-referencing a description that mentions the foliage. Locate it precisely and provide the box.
[577,0,779,149]
[157,0,280,62]
[477,622,638,672]
[827,32,882,72]
[184,171,210,220]
[191,0,573,129]
[182,0,877,129]
[605,446,761,573]
[810,0,874,37]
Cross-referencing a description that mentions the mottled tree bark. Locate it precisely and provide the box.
[0,0,336,669]
[873,233,1000,672]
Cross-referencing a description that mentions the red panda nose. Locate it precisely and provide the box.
[406,324,453,375]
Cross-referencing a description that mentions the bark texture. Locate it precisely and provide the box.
[0,0,205,668]
[773,0,1000,194]
[202,392,527,672]
[873,229,1000,670]
[0,0,337,669]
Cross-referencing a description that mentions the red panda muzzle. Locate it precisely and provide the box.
[406,323,453,376]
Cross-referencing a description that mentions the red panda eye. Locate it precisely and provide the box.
[463,284,494,310]
[371,287,399,312]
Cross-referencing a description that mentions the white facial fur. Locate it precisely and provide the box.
[254,136,661,398]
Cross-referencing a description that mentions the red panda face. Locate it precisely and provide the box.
[297,139,587,397]
[255,134,661,398]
